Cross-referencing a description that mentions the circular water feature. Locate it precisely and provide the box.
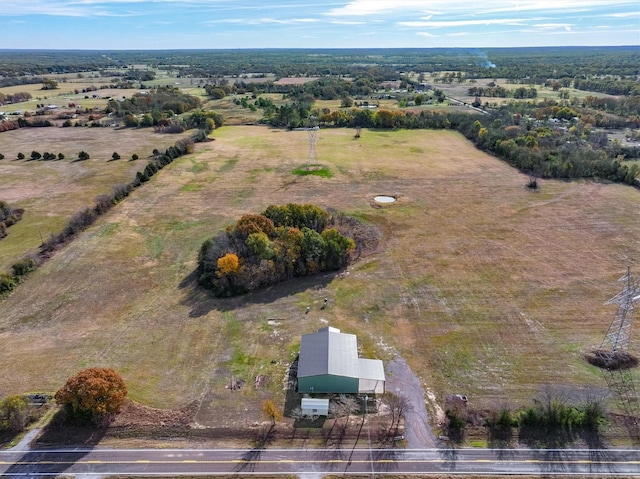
[374,195,396,204]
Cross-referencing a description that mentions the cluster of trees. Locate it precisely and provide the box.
[581,95,640,117]
[574,77,640,96]
[105,86,201,120]
[0,201,24,240]
[0,368,126,435]
[457,113,639,185]
[198,204,356,297]
[285,77,380,101]
[22,151,65,161]
[40,78,58,90]
[204,82,235,99]
[468,86,537,99]
[0,91,32,105]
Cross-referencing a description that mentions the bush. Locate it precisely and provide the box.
[0,395,32,433]
[11,257,37,277]
[0,273,16,294]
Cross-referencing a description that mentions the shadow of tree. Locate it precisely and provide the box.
[234,423,276,473]
[2,410,106,478]
[179,268,337,317]
[582,429,619,475]
[438,447,458,472]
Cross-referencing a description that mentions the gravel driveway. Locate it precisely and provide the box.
[385,357,438,448]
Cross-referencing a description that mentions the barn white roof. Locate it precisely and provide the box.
[298,326,385,383]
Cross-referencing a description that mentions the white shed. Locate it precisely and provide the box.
[301,398,329,417]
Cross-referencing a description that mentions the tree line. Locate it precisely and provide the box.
[198,204,357,297]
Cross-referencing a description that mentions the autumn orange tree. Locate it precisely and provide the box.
[216,253,240,276]
[55,368,127,425]
[261,399,282,426]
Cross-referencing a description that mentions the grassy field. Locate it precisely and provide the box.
[433,77,619,106]
[0,126,193,271]
[0,125,639,430]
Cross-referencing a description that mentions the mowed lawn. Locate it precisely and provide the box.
[0,125,639,425]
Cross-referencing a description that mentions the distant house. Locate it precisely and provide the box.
[297,326,385,395]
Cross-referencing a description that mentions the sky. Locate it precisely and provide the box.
[0,0,638,50]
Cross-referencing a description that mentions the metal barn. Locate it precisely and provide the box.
[297,326,385,394]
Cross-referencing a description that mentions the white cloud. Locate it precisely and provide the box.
[330,20,367,25]
[326,0,639,17]
[399,18,529,28]
[533,23,573,30]
[604,11,640,18]
[204,16,320,25]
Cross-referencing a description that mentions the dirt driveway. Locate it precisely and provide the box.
[385,357,438,448]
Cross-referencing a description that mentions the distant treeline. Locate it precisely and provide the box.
[1,47,637,80]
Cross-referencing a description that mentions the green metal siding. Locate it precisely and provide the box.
[298,374,358,394]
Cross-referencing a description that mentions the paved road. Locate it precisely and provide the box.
[1,447,639,476]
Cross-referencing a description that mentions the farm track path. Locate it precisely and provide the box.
[386,357,438,448]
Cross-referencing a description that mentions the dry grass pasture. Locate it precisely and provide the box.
[0,125,639,429]
[0,126,192,271]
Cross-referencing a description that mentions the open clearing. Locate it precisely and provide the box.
[0,125,639,429]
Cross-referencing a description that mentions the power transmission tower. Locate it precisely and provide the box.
[598,267,639,363]
[307,126,318,166]
[598,267,640,444]
[294,116,319,167]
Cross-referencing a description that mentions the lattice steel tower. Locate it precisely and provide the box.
[598,267,640,444]
[599,267,639,362]
[306,126,319,166]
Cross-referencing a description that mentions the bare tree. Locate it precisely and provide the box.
[382,392,412,436]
